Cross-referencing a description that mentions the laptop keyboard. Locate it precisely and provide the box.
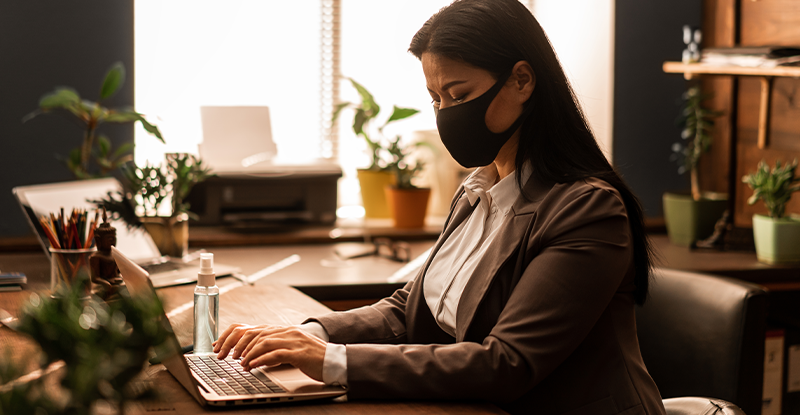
[186,355,286,396]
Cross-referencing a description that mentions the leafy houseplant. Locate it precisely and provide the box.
[24,62,164,179]
[672,86,722,201]
[93,153,212,257]
[663,85,727,247]
[742,159,800,263]
[2,280,172,414]
[331,78,420,218]
[384,135,431,228]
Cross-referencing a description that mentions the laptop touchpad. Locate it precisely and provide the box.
[261,364,325,393]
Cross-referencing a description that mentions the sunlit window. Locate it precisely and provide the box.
[134,1,321,165]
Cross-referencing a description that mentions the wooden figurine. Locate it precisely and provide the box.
[90,209,125,300]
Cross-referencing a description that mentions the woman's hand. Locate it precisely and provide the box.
[213,323,273,359]
[213,324,327,382]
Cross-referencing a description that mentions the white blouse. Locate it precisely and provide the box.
[301,163,527,386]
[422,164,521,336]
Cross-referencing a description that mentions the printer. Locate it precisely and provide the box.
[186,106,342,227]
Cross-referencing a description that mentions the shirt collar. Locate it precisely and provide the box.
[462,162,533,215]
[463,165,498,207]
[487,170,519,216]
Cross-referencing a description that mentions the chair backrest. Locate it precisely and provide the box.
[636,268,768,415]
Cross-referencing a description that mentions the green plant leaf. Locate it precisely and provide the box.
[21,109,43,123]
[100,62,126,100]
[136,114,165,143]
[353,108,367,137]
[97,135,111,157]
[111,142,135,161]
[105,109,141,123]
[38,87,81,109]
[348,78,380,118]
[331,102,352,124]
[384,106,420,124]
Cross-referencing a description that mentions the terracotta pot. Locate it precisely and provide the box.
[662,192,728,247]
[141,213,189,258]
[384,186,431,229]
[752,214,800,264]
[357,169,396,218]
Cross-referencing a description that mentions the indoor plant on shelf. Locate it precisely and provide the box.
[24,61,164,179]
[331,78,420,218]
[663,85,727,247]
[384,135,431,228]
[742,159,800,264]
[93,153,211,257]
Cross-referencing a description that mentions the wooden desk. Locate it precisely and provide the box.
[650,234,800,291]
[0,252,504,414]
[0,240,436,311]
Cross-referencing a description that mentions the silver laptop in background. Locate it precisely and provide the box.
[111,246,347,407]
[12,178,240,288]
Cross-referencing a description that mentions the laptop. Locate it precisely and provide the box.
[12,178,240,288]
[111,246,347,406]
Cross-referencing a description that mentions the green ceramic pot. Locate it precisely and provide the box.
[663,192,728,247]
[752,214,800,264]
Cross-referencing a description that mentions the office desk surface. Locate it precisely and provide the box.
[0,240,435,304]
[0,263,504,414]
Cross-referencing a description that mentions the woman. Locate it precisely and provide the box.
[214,1,666,413]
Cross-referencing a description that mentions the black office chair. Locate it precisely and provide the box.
[636,268,768,415]
[663,397,746,415]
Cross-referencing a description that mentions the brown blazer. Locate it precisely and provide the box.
[310,176,666,415]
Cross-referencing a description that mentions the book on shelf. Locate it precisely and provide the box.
[701,46,800,68]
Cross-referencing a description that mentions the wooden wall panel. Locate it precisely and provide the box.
[732,0,800,226]
[740,0,800,45]
[699,0,737,209]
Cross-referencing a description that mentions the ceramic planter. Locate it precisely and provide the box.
[752,214,800,264]
[384,187,431,229]
[663,192,728,247]
[141,213,189,258]
[357,169,396,218]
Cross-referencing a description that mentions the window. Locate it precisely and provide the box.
[134,1,321,165]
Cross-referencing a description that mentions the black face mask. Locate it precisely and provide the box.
[434,72,532,168]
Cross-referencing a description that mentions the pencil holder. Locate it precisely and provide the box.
[49,247,96,295]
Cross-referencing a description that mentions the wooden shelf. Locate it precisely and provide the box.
[663,61,800,149]
[663,61,800,79]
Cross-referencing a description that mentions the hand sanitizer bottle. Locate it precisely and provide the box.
[193,253,219,354]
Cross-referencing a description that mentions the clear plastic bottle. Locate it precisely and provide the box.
[193,253,219,354]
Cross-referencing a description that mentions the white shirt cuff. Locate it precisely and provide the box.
[297,322,330,341]
[322,343,348,387]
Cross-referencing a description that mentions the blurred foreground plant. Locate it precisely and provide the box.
[1,276,173,414]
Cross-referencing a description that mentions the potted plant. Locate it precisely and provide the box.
[384,135,431,228]
[24,62,164,179]
[331,78,419,218]
[742,159,800,264]
[663,85,728,247]
[6,281,171,414]
[93,153,211,258]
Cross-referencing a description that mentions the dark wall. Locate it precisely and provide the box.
[613,1,702,218]
[0,1,134,237]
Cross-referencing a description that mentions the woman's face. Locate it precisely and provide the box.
[421,52,526,134]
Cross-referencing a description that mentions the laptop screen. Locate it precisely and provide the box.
[13,178,162,263]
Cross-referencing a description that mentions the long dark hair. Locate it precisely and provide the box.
[409,0,653,305]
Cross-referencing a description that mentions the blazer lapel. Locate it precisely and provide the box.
[454,176,554,342]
